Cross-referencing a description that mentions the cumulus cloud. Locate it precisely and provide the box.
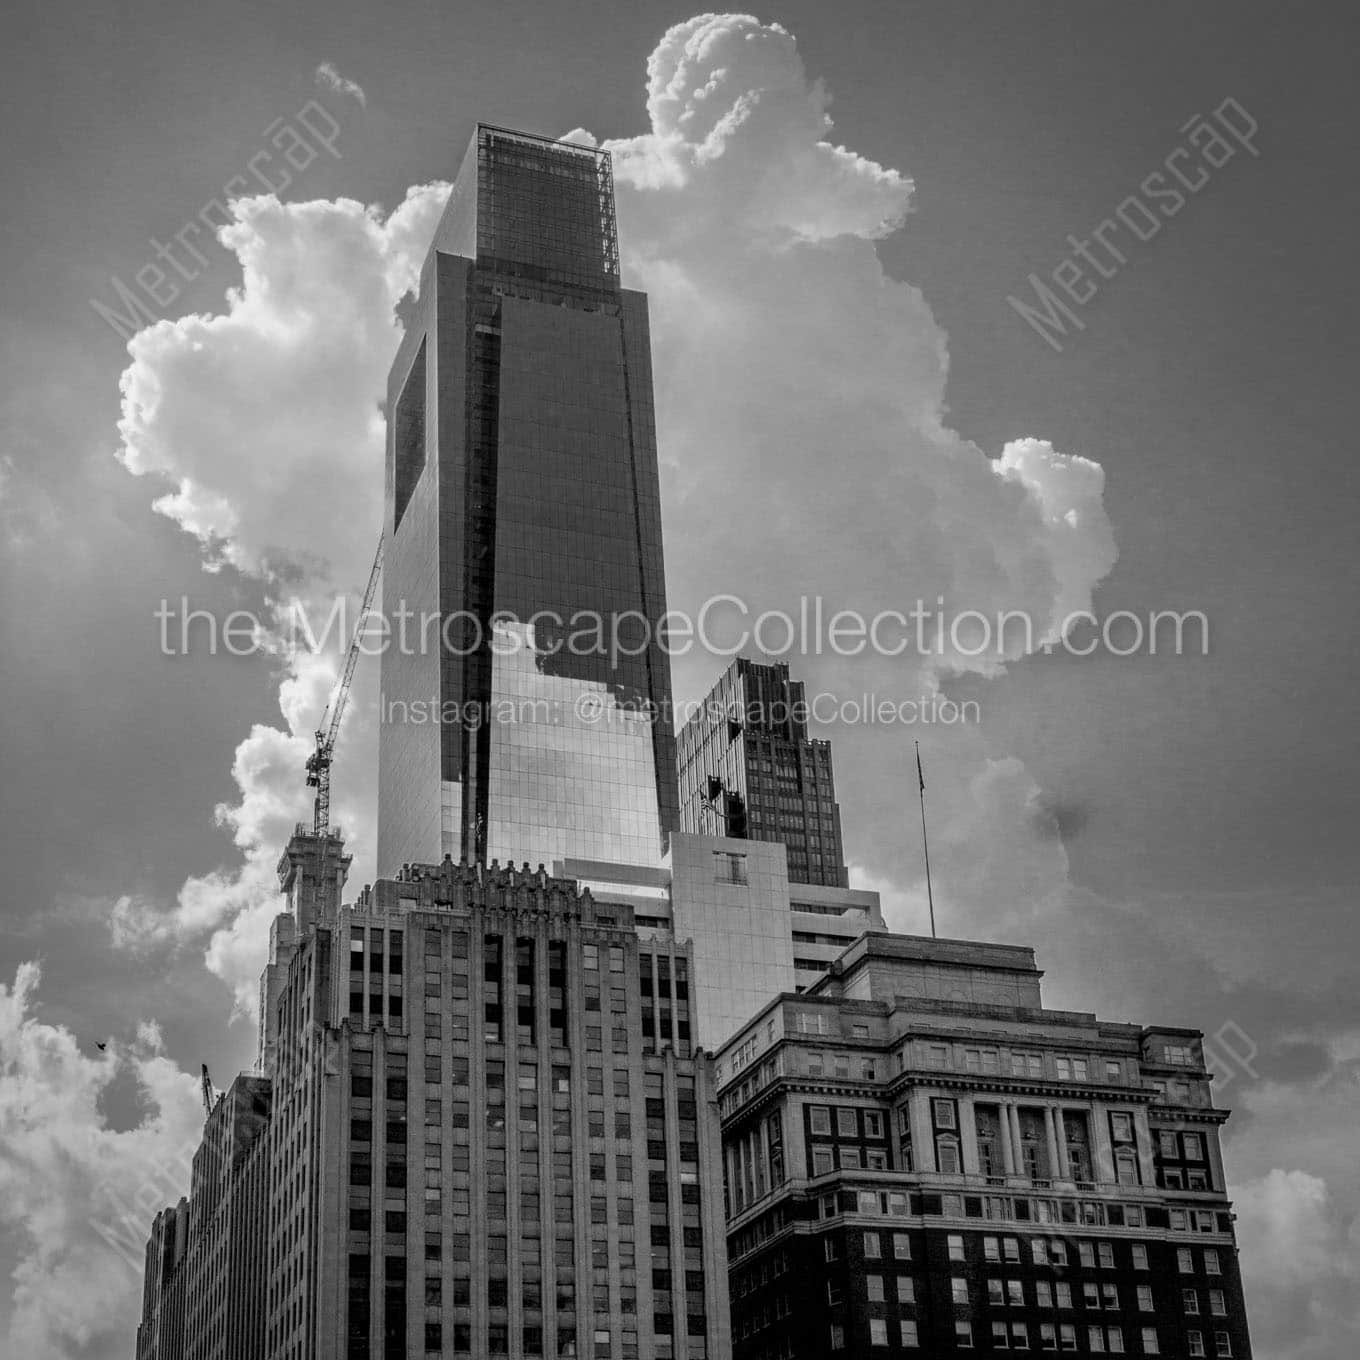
[113,13,1115,999]
[588,12,1115,909]
[1234,1168,1360,1358]
[114,186,445,1004]
[314,61,367,108]
[0,964,203,1358]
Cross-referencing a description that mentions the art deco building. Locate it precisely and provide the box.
[378,123,677,878]
[136,829,733,1360]
[714,933,1254,1359]
[677,660,848,889]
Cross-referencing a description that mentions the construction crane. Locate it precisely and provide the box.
[306,535,384,836]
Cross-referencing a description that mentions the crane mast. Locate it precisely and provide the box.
[306,536,384,836]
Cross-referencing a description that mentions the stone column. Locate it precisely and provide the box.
[1043,1106,1062,1180]
[911,1090,936,1174]
[958,1095,980,1175]
[1008,1103,1025,1179]
[998,1102,1016,1176]
[1090,1103,1115,1184]
[1133,1106,1157,1188]
[1054,1107,1072,1179]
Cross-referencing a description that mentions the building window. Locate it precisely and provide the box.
[936,1136,961,1174]
[1040,1323,1057,1351]
[1137,1286,1153,1311]
[1141,1328,1160,1354]
[1098,1242,1115,1269]
[1209,1290,1226,1316]
[902,1320,920,1348]
[714,853,748,885]
[1178,1248,1195,1273]
[1214,1332,1232,1356]
[952,1277,969,1304]
[892,1232,911,1259]
[956,1321,974,1348]
[948,1234,965,1262]
[1188,1332,1205,1357]
[1204,1250,1221,1275]
[866,1275,885,1303]
[864,1232,881,1259]
[1184,1290,1200,1315]
[837,1108,858,1137]
[869,1318,889,1346]
[1060,1324,1077,1352]
[1132,1244,1149,1270]
[810,1107,831,1135]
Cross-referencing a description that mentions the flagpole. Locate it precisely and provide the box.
[915,741,937,939]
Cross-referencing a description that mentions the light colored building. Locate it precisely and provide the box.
[558,833,884,1051]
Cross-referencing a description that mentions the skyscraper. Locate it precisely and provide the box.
[677,660,848,888]
[379,124,677,879]
[137,829,733,1360]
[714,933,1255,1358]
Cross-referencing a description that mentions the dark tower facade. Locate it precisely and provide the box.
[379,125,677,878]
[676,660,848,888]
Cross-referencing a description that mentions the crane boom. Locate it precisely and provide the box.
[306,535,384,836]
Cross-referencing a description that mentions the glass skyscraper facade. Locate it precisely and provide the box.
[379,125,677,878]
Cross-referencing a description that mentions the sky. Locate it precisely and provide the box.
[1,3,1358,1356]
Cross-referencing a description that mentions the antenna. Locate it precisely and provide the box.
[915,741,937,938]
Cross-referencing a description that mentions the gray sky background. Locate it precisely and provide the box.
[1,3,1357,1356]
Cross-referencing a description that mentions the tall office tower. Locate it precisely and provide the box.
[677,660,848,888]
[135,829,734,1360]
[378,124,677,878]
[714,934,1255,1359]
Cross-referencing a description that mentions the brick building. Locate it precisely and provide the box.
[714,933,1253,1359]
